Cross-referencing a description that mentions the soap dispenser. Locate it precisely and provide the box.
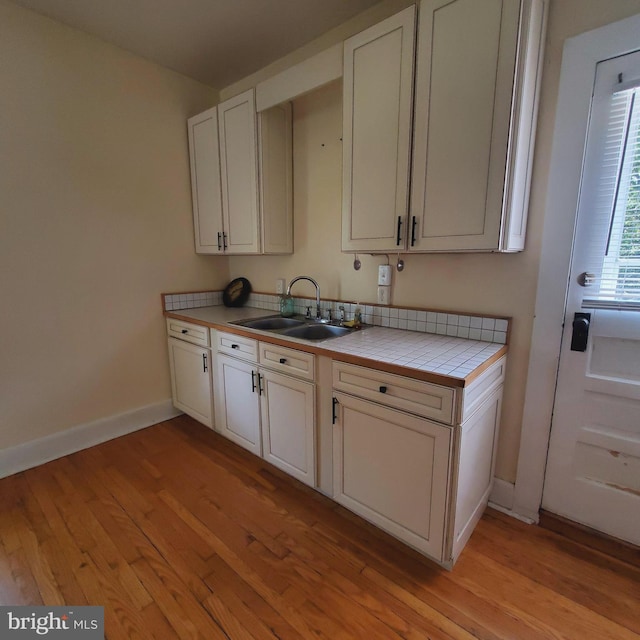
[280,294,295,317]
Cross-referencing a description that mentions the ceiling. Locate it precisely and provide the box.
[9,0,381,90]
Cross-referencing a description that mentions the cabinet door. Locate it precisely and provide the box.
[187,107,224,254]
[218,89,261,254]
[216,354,261,455]
[260,370,315,487]
[342,6,416,252]
[409,0,520,251]
[333,392,451,561]
[259,103,293,254]
[167,338,213,428]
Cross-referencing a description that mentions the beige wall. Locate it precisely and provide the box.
[4,0,640,482]
[227,0,640,483]
[0,1,226,450]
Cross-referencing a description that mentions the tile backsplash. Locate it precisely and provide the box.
[163,291,222,310]
[163,290,509,345]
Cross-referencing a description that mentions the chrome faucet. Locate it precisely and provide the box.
[287,276,321,321]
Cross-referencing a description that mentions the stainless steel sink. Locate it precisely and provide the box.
[281,324,351,341]
[231,314,361,341]
[236,316,305,330]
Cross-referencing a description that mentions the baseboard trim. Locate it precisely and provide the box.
[489,477,515,510]
[539,510,640,567]
[0,400,181,479]
[488,478,537,524]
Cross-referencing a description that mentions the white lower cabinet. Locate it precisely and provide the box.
[167,323,214,428]
[214,331,316,487]
[331,358,505,567]
[332,391,451,561]
[260,369,315,486]
[216,353,262,455]
[166,323,508,567]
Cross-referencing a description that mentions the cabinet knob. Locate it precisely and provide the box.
[231,344,239,349]
[379,385,387,393]
[279,358,287,364]
[181,329,188,334]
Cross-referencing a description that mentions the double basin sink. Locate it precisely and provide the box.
[232,315,355,341]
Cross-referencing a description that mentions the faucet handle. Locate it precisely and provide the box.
[325,308,333,322]
[306,306,312,319]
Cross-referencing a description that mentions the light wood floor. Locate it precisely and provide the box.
[1,415,638,639]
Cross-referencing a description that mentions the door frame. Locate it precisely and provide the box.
[513,12,640,522]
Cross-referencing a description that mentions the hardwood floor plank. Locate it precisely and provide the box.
[275,534,435,640]
[539,509,640,569]
[204,553,302,640]
[247,537,405,640]
[453,549,639,640]
[131,557,227,640]
[473,511,640,634]
[0,416,638,640]
[0,538,36,606]
[203,592,261,640]
[160,490,326,639]
[140,602,180,640]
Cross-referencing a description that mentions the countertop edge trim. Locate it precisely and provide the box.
[164,311,508,388]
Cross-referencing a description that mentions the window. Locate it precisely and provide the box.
[584,79,640,309]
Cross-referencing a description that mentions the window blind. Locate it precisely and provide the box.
[582,77,640,311]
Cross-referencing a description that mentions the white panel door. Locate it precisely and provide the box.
[187,107,224,254]
[218,89,261,254]
[342,6,416,252]
[332,392,451,560]
[260,370,315,487]
[543,51,640,545]
[216,354,261,455]
[167,338,213,428]
[410,0,519,251]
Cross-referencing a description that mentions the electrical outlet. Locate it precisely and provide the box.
[378,264,392,286]
[276,278,286,294]
[377,286,390,305]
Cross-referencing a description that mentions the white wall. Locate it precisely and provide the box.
[0,1,227,451]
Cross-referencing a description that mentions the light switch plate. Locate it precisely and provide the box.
[378,265,392,286]
[377,286,390,305]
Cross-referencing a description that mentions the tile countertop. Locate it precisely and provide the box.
[165,306,508,388]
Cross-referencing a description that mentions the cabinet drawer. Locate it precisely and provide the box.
[166,318,210,347]
[332,361,455,425]
[259,342,315,381]
[216,331,258,362]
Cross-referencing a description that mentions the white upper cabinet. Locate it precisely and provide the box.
[187,89,293,255]
[187,106,224,253]
[411,0,516,251]
[342,6,416,252]
[218,89,261,254]
[341,0,545,253]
